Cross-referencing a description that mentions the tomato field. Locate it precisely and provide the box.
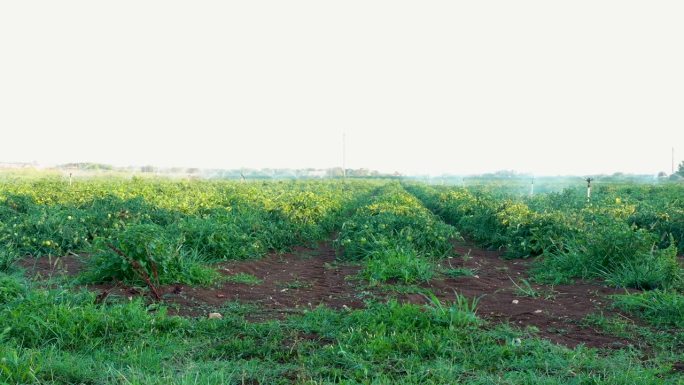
[0,175,682,384]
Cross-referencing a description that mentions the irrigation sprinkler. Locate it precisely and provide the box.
[529,178,534,196]
[585,177,594,200]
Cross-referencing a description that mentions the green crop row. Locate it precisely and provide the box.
[526,184,684,254]
[0,179,376,284]
[405,183,683,291]
[336,183,458,284]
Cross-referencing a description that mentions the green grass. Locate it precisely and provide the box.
[362,247,434,285]
[440,266,476,278]
[1,285,681,384]
[611,290,684,329]
[583,312,684,375]
[225,272,263,286]
[0,273,26,304]
[510,277,541,298]
[281,279,312,289]
[375,283,434,297]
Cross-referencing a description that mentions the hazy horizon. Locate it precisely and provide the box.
[2,1,683,176]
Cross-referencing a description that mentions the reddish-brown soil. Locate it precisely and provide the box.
[18,254,86,279]
[402,243,631,348]
[161,242,366,317]
[19,240,632,349]
[18,242,367,318]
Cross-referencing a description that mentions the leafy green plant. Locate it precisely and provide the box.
[363,247,434,285]
[0,245,19,273]
[85,224,217,288]
[538,225,680,289]
[336,183,456,261]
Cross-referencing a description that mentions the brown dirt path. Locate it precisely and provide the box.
[19,240,631,348]
[18,254,85,279]
[403,242,631,348]
[162,241,366,317]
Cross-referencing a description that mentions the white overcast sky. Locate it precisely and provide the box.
[1,1,683,176]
